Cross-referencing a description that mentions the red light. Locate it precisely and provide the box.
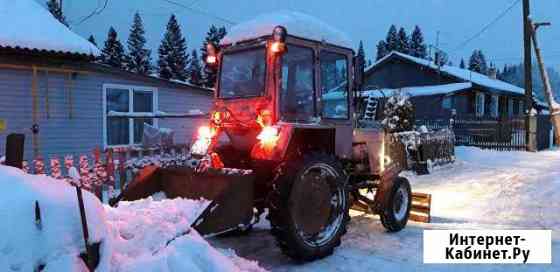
[206,55,217,64]
[270,42,285,53]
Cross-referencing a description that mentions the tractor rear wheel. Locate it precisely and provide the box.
[268,153,350,262]
[379,177,411,232]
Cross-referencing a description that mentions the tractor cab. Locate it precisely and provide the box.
[201,24,359,165]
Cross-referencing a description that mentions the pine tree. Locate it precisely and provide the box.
[382,90,414,133]
[188,49,203,85]
[158,15,189,81]
[201,25,227,88]
[46,0,68,27]
[459,58,466,69]
[101,27,127,69]
[385,25,398,53]
[376,40,388,60]
[434,49,449,66]
[396,27,410,54]
[357,40,366,67]
[126,12,152,75]
[409,25,427,58]
[88,35,97,46]
[468,50,488,74]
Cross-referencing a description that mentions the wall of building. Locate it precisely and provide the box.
[0,65,212,160]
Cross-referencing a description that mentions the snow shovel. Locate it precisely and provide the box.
[116,165,256,235]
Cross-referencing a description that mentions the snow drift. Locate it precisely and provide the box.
[0,165,263,271]
[222,11,353,49]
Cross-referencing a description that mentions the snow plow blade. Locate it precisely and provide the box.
[116,166,255,235]
[410,192,431,223]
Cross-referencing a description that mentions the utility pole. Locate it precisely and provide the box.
[523,0,536,151]
[529,20,560,145]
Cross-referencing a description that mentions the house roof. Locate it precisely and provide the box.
[365,51,525,96]
[364,82,473,98]
[222,11,353,49]
[0,0,100,58]
[321,82,472,101]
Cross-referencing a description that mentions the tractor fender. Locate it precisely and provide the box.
[372,166,401,213]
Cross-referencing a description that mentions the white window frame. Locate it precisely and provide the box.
[475,92,485,117]
[102,83,158,148]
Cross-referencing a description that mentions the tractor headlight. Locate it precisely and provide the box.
[191,126,216,156]
[270,25,287,54]
[257,126,280,149]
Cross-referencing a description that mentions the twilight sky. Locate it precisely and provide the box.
[54,0,560,70]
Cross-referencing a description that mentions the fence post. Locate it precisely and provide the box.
[5,133,25,169]
[528,115,538,152]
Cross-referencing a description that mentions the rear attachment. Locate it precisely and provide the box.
[410,192,431,223]
[114,165,255,235]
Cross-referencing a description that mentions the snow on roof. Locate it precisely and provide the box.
[321,82,472,101]
[364,82,473,98]
[0,0,100,57]
[222,11,353,49]
[367,51,525,95]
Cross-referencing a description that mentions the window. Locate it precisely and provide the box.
[490,95,499,118]
[279,45,315,122]
[518,100,525,116]
[320,51,348,119]
[219,47,266,98]
[513,99,520,115]
[442,96,452,109]
[508,98,514,117]
[104,84,157,147]
[475,92,485,117]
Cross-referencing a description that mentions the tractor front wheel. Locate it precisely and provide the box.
[380,177,412,232]
[268,153,350,262]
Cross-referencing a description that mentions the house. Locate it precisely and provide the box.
[363,51,539,121]
[0,0,213,160]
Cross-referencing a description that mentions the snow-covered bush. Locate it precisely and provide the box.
[381,89,414,132]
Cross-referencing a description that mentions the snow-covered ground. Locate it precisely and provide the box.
[1,146,558,271]
[209,147,560,271]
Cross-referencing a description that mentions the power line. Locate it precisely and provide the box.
[160,0,236,25]
[76,0,109,25]
[452,0,521,52]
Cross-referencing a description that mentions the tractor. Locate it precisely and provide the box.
[118,13,431,262]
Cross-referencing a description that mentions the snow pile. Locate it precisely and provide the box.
[364,82,473,98]
[369,52,525,95]
[222,11,353,49]
[0,0,100,56]
[0,165,111,271]
[0,165,265,271]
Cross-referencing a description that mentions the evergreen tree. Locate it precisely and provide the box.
[158,15,189,81]
[434,49,449,66]
[126,12,152,75]
[459,58,466,69]
[376,40,388,60]
[409,25,427,58]
[357,40,366,67]
[468,50,488,74]
[201,25,227,88]
[101,27,127,69]
[382,90,414,133]
[188,49,203,85]
[46,0,68,27]
[396,27,410,54]
[88,35,97,46]
[385,25,398,53]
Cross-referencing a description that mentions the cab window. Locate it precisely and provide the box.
[280,45,315,122]
[320,51,349,119]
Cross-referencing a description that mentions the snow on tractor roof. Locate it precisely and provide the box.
[0,0,100,57]
[222,11,353,49]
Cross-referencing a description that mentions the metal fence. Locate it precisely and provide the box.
[416,115,554,151]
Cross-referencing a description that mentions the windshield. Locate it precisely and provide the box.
[219,48,266,98]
